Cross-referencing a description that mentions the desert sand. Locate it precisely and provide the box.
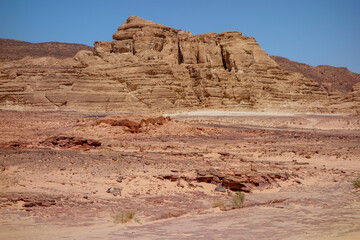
[0,110,359,239]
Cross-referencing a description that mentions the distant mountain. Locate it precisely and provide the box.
[0,38,93,61]
[271,56,360,93]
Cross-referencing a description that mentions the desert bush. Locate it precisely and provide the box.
[113,211,135,224]
[212,200,226,211]
[232,192,245,209]
[354,177,360,188]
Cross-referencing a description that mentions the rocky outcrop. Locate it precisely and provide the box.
[0,16,358,114]
[95,116,171,133]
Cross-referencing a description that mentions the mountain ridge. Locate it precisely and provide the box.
[270,56,360,93]
[0,38,93,61]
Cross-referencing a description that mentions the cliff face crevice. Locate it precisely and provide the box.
[177,42,184,64]
[0,16,358,114]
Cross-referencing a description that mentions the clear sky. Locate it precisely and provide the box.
[0,0,359,73]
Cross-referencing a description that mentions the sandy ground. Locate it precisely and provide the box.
[0,110,359,239]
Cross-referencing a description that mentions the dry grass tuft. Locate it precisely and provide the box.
[113,211,136,224]
[354,177,360,188]
[212,200,227,211]
[232,192,245,209]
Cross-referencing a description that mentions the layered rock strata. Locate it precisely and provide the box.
[0,16,358,114]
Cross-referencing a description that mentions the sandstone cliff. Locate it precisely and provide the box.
[0,16,358,114]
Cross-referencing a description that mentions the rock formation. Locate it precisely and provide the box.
[0,16,358,114]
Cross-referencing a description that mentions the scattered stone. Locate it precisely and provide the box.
[218,152,230,157]
[106,187,122,196]
[116,176,124,183]
[177,179,185,188]
[215,184,227,192]
[294,180,302,184]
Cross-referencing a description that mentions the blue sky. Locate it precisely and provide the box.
[0,0,359,73]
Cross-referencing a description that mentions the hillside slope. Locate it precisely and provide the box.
[0,39,92,61]
[271,56,360,93]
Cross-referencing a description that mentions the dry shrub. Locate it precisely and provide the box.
[232,192,245,209]
[113,211,135,224]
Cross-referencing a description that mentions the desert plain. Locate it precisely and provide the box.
[0,110,359,239]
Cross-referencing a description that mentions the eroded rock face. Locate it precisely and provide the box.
[0,16,358,114]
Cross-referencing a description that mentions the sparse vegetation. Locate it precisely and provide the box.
[212,192,245,211]
[212,200,226,211]
[354,177,360,188]
[113,211,136,224]
[232,192,245,209]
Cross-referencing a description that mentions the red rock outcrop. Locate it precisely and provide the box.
[95,116,171,133]
[0,16,358,114]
